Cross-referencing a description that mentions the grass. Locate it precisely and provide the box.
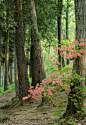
[0,83,15,96]
[0,115,9,122]
[0,74,33,96]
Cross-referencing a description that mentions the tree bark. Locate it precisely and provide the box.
[66,0,70,65]
[9,63,13,84]
[4,7,9,91]
[14,0,30,100]
[23,21,26,55]
[28,0,46,83]
[30,50,32,78]
[28,0,48,104]
[0,12,2,87]
[57,0,63,68]
[30,28,40,88]
[2,63,5,86]
[15,58,19,97]
[65,0,86,116]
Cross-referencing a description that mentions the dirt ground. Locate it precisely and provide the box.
[0,91,63,125]
[0,91,86,125]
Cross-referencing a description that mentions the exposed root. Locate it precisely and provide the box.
[0,104,12,109]
[0,96,27,110]
[9,97,32,109]
[9,100,24,109]
[37,103,43,107]
[0,97,18,109]
[37,97,50,108]
[11,96,18,101]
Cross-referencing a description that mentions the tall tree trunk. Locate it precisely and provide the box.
[65,0,86,116]
[4,7,9,91]
[30,50,32,78]
[9,63,13,84]
[30,28,40,88]
[14,44,19,97]
[61,33,65,67]
[8,66,11,84]
[23,21,26,55]
[14,0,30,100]
[15,63,19,97]
[62,55,65,67]
[15,59,19,97]
[28,0,47,104]
[2,63,5,86]
[28,0,46,83]
[23,21,29,75]
[57,0,63,68]
[0,12,2,87]
[66,0,70,65]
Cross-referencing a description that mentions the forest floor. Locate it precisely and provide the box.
[0,91,86,125]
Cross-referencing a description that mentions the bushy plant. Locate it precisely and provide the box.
[22,39,86,124]
[0,83,15,96]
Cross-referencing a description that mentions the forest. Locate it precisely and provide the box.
[0,0,86,124]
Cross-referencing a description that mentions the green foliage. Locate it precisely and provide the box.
[0,83,15,96]
[62,39,71,46]
[46,61,73,78]
[48,121,54,124]
[62,0,75,41]
[0,115,9,122]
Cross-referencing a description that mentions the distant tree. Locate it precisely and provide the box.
[8,28,14,85]
[0,4,2,87]
[56,0,65,68]
[8,63,13,84]
[66,0,70,65]
[2,63,5,86]
[4,5,9,91]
